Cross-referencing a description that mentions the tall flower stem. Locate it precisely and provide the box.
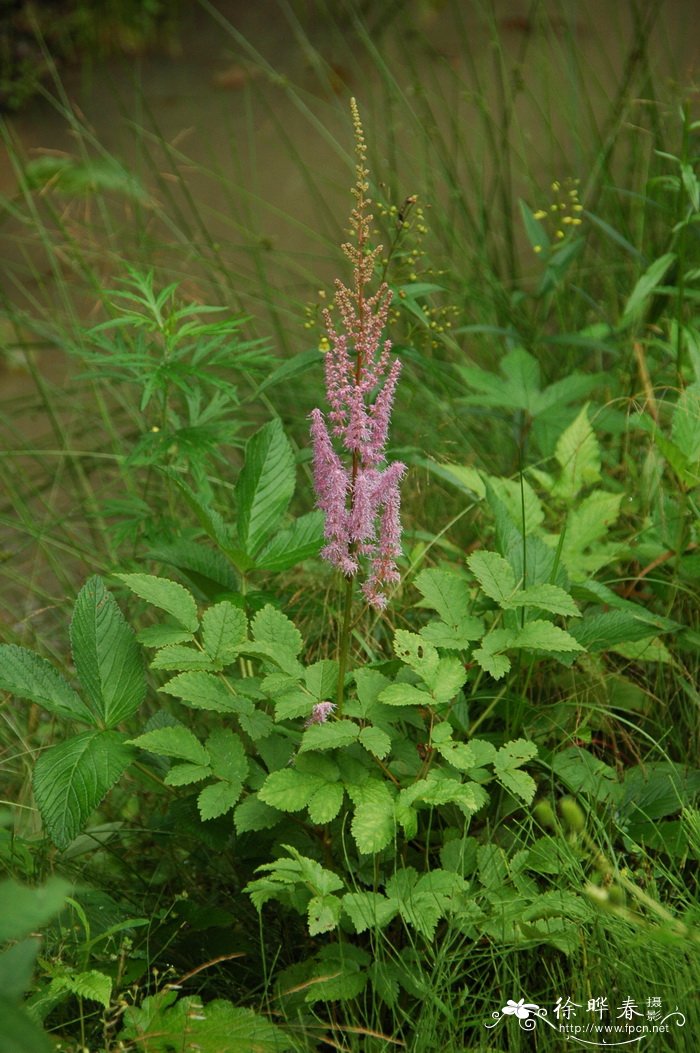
[336,573,355,716]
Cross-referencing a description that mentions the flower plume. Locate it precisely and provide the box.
[310,98,406,610]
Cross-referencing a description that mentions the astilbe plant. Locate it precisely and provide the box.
[309,99,406,711]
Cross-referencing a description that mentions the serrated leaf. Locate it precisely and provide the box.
[299,720,359,753]
[472,628,516,680]
[343,892,397,934]
[431,725,475,770]
[206,727,248,784]
[304,659,338,701]
[378,683,433,706]
[420,620,483,649]
[307,893,342,935]
[251,604,303,657]
[254,510,324,571]
[467,550,516,606]
[358,725,392,759]
[159,671,249,713]
[198,781,243,820]
[50,969,112,1008]
[513,620,585,653]
[509,584,580,617]
[568,609,659,652]
[70,577,145,728]
[671,382,700,462]
[115,573,199,631]
[33,731,134,850]
[164,763,212,786]
[136,625,195,647]
[234,794,282,833]
[0,645,94,725]
[553,405,601,500]
[307,783,344,824]
[0,878,70,943]
[393,629,439,680]
[128,726,209,765]
[258,769,322,811]
[150,645,218,672]
[349,781,395,854]
[201,602,247,663]
[147,538,239,592]
[494,739,538,804]
[427,656,466,703]
[235,419,295,555]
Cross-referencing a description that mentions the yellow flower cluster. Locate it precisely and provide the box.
[532,177,583,253]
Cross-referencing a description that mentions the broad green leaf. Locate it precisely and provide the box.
[235,419,295,555]
[128,726,209,766]
[378,683,433,707]
[299,720,359,753]
[472,629,516,680]
[33,730,134,850]
[150,645,218,672]
[198,781,243,821]
[621,252,676,326]
[251,605,303,657]
[114,573,199,631]
[164,763,211,787]
[420,459,486,498]
[304,659,338,701]
[467,550,516,606]
[348,781,395,854]
[612,637,672,663]
[562,490,623,567]
[159,671,248,713]
[427,656,466,703]
[414,569,484,646]
[343,892,397,934]
[488,475,545,533]
[553,405,601,500]
[136,625,195,647]
[513,620,584,654]
[307,783,344,824]
[359,725,392,759]
[431,724,475,770]
[206,728,248,784]
[50,969,112,1008]
[0,646,93,725]
[0,878,70,943]
[254,511,324,571]
[234,794,282,833]
[201,602,247,663]
[393,629,439,681]
[509,584,580,617]
[258,769,322,812]
[147,538,239,592]
[420,620,483,649]
[307,894,342,936]
[70,577,145,727]
[494,739,538,804]
[568,609,659,652]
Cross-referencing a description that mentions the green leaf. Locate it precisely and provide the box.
[307,783,344,824]
[201,602,247,663]
[0,646,94,725]
[0,938,40,1002]
[621,252,676,326]
[348,781,395,854]
[127,726,209,766]
[519,199,550,254]
[304,659,339,701]
[307,894,342,936]
[159,671,248,713]
[513,620,585,654]
[150,645,218,672]
[258,769,322,812]
[568,609,658,652]
[198,781,243,821]
[235,419,295,555]
[0,878,70,943]
[206,728,248,784]
[251,605,303,658]
[234,794,282,833]
[378,683,433,707]
[164,763,212,786]
[70,577,146,728]
[358,725,392,759]
[672,382,700,462]
[114,573,199,631]
[343,892,397,934]
[467,550,516,606]
[33,731,134,850]
[254,511,324,571]
[509,584,580,617]
[393,629,439,681]
[299,720,359,753]
[494,739,538,804]
[472,629,516,680]
[0,1000,52,1053]
[50,969,112,1008]
[431,724,475,770]
[553,405,601,500]
[426,656,466,704]
[136,625,195,647]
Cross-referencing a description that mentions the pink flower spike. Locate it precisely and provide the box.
[305,701,337,726]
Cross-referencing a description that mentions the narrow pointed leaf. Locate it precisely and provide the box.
[0,646,94,725]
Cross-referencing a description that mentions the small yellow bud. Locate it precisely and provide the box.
[318,336,330,353]
[533,209,547,220]
[151,426,160,433]
[533,244,542,253]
